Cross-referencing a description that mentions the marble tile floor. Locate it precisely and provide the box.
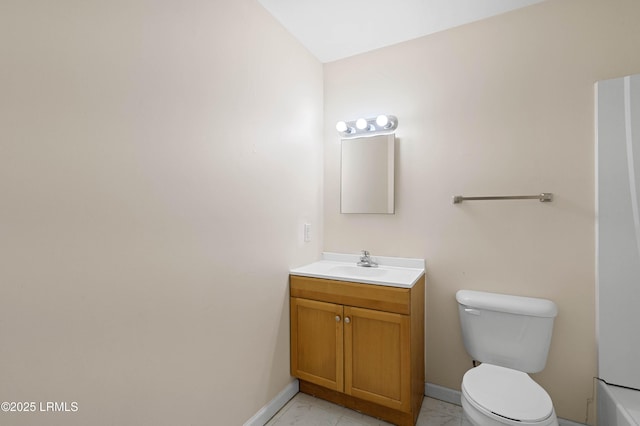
[265,392,463,426]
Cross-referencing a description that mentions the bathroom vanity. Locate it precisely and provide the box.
[289,253,425,426]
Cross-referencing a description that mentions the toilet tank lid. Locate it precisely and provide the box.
[456,290,558,318]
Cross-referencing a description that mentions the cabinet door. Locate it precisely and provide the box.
[290,297,344,391]
[344,306,411,412]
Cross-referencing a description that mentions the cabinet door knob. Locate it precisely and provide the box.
[344,317,351,324]
[335,315,341,322]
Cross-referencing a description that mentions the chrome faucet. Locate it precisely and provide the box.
[357,250,378,268]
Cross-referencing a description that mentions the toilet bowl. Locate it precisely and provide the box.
[461,363,558,426]
[456,290,559,426]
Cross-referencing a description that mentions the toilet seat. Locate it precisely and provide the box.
[462,363,555,424]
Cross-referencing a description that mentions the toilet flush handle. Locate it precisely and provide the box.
[464,308,481,316]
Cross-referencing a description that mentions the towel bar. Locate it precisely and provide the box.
[452,193,553,204]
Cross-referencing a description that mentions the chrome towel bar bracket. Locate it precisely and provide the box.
[452,193,553,204]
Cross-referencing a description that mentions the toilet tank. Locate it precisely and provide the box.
[456,290,558,373]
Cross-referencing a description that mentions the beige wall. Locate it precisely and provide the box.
[324,0,640,423]
[0,1,322,425]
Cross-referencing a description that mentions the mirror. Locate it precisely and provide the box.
[341,134,395,214]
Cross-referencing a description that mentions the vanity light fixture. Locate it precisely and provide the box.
[336,114,398,138]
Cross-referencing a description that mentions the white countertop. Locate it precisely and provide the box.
[290,252,425,288]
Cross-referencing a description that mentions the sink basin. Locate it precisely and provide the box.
[290,253,425,288]
[329,265,388,278]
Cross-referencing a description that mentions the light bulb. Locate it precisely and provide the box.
[376,115,389,127]
[336,121,348,132]
[356,118,368,130]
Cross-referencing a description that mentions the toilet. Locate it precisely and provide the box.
[456,290,559,426]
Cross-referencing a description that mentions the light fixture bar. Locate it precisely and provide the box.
[336,115,398,138]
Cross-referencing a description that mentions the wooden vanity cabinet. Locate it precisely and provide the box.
[290,275,425,426]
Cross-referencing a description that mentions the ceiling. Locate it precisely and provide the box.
[257,0,545,63]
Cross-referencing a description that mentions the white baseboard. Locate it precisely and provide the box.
[424,382,586,426]
[425,382,462,405]
[243,380,299,426]
[557,419,588,426]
